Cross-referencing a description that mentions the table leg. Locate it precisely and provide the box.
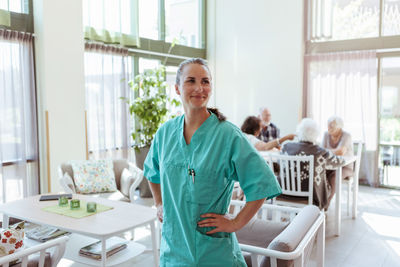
[335,167,342,236]
[101,238,107,267]
[150,220,159,267]
[352,174,359,219]
[2,214,9,229]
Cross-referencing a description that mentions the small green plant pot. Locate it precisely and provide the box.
[70,199,80,210]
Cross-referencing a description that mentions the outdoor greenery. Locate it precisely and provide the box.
[123,40,181,151]
[127,67,180,150]
[380,117,400,143]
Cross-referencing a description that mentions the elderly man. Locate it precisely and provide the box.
[258,107,280,142]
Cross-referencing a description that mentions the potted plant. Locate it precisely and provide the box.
[124,43,181,197]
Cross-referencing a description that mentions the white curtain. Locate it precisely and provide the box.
[305,50,378,185]
[0,29,39,203]
[84,43,132,160]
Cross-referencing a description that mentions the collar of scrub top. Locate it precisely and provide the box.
[179,112,217,145]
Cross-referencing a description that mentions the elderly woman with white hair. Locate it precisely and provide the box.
[282,118,345,210]
[322,116,354,204]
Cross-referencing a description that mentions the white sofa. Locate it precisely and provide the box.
[58,159,143,203]
[232,200,325,267]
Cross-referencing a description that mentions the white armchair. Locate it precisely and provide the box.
[232,200,325,267]
[58,159,143,203]
[0,236,69,267]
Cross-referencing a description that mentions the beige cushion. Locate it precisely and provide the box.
[236,216,289,267]
[11,252,51,267]
[236,216,289,247]
[112,160,129,190]
[259,205,320,267]
[120,168,134,198]
[63,172,76,193]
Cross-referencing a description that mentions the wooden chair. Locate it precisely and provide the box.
[345,141,363,217]
[264,154,314,208]
[232,200,325,267]
[0,236,69,267]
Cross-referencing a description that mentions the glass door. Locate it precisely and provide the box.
[379,56,400,187]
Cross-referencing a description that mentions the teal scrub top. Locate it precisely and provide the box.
[144,113,282,267]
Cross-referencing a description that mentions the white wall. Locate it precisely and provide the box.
[207,0,304,135]
[34,0,86,193]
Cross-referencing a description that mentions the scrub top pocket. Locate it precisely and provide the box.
[186,169,219,204]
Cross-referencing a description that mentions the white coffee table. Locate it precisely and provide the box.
[0,194,158,267]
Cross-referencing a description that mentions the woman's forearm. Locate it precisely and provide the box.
[256,141,276,151]
[232,198,265,231]
[149,181,162,206]
[279,134,296,144]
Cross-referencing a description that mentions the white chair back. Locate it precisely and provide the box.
[264,153,314,206]
[353,141,363,181]
[0,236,69,267]
[127,162,144,203]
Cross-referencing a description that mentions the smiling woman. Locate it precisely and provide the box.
[143,58,282,266]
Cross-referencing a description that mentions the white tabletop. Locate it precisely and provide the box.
[326,155,357,170]
[0,194,157,239]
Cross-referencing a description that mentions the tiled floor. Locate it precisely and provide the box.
[58,185,400,267]
[323,185,400,267]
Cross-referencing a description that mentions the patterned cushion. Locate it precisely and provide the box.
[70,160,117,194]
[0,222,24,258]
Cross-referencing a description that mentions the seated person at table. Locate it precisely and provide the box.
[258,107,280,142]
[241,116,295,151]
[282,118,345,210]
[322,116,354,204]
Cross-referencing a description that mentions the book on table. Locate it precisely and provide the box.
[79,237,128,260]
[25,225,70,242]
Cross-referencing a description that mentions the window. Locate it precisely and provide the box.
[0,31,39,203]
[166,65,183,116]
[138,59,182,117]
[0,0,32,31]
[138,0,159,40]
[165,0,201,48]
[311,0,380,41]
[84,45,132,159]
[139,57,160,73]
[138,0,205,49]
[383,0,400,36]
[0,0,28,13]
[83,0,139,46]
[379,56,400,187]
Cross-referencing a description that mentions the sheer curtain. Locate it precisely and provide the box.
[305,50,378,185]
[83,0,139,47]
[0,29,39,203]
[84,43,132,159]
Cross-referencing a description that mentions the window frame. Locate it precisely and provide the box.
[136,0,206,59]
[305,0,400,53]
[0,0,33,32]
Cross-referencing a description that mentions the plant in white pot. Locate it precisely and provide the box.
[124,45,181,197]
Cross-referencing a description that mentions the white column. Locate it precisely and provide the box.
[34,0,86,193]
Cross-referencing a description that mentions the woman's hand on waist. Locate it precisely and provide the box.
[197,213,238,234]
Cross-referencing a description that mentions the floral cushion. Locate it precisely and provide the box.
[70,160,117,194]
[0,221,24,257]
